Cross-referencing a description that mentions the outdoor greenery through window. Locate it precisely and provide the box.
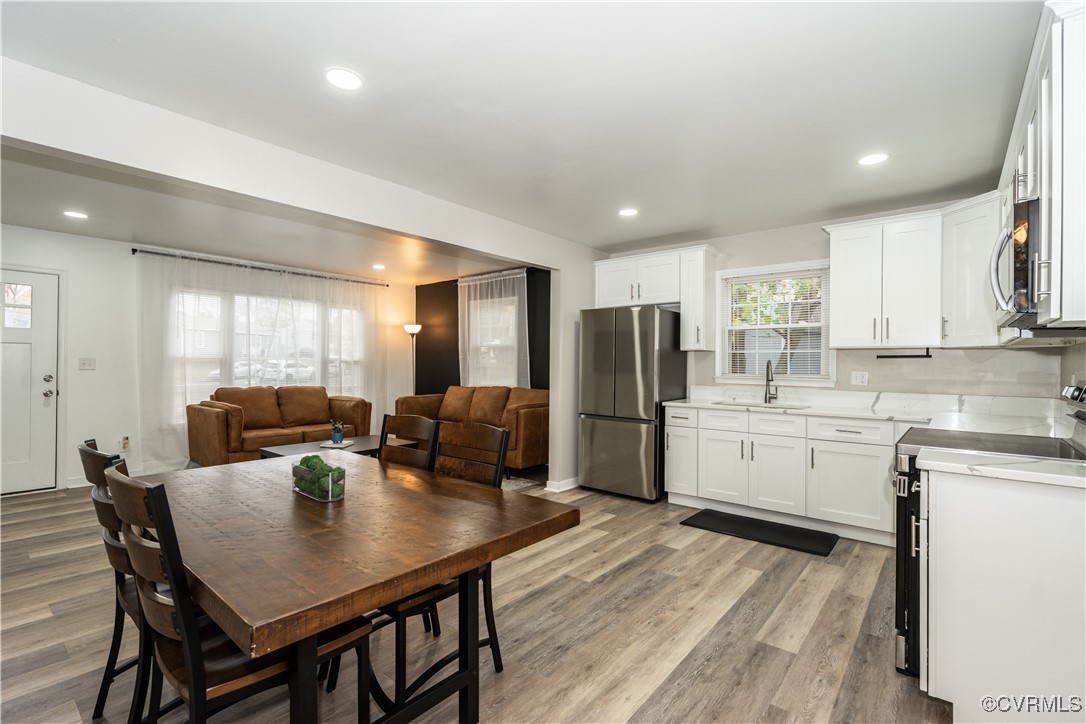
[718,263,830,380]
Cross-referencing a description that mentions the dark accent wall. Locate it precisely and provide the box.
[414,280,461,395]
[413,269,551,393]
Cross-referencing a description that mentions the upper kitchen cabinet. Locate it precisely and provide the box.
[826,211,942,349]
[595,251,680,307]
[595,246,718,351]
[941,192,1003,347]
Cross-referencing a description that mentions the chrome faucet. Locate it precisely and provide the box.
[764,361,778,404]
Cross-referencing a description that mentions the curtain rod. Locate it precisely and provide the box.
[459,267,527,283]
[131,247,389,287]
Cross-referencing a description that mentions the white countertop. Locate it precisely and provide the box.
[918,448,1086,490]
[926,412,1079,439]
[665,399,931,423]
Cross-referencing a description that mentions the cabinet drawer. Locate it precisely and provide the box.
[807,416,893,446]
[749,412,807,438]
[698,408,748,432]
[664,407,698,428]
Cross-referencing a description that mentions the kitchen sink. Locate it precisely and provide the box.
[711,401,811,410]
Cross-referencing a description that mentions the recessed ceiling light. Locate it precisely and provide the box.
[619,208,639,217]
[63,210,88,219]
[858,153,890,166]
[324,67,364,91]
[372,264,385,271]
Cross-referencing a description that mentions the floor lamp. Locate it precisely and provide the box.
[403,324,421,394]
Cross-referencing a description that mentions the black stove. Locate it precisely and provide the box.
[896,428,1086,461]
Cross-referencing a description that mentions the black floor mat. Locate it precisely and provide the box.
[680,509,838,556]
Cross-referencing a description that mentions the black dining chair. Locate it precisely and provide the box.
[105,465,376,724]
[377,414,440,471]
[354,421,510,713]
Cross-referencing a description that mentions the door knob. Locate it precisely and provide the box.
[42,389,54,398]
[43,374,54,383]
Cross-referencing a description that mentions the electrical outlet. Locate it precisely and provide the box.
[78,357,96,370]
[851,371,870,386]
[121,436,130,451]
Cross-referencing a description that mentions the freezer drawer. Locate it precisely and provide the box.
[580,416,657,500]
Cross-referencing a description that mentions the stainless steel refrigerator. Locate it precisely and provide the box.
[578,306,687,500]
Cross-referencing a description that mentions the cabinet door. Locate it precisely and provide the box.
[882,216,942,347]
[679,250,712,350]
[829,225,883,348]
[748,434,805,515]
[664,425,698,496]
[807,440,894,532]
[637,253,681,304]
[698,429,747,505]
[596,259,638,307]
[941,196,1001,347]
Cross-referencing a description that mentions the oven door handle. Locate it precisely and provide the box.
[989,226,1015,312]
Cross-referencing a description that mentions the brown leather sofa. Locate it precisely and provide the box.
[186,386,371,467]
[395,386,548,470]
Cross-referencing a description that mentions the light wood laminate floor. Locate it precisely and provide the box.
[0,485,951,723]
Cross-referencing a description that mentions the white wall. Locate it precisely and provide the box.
[2,60,600,485]
[0,224,418,487]
[1,225,141,485]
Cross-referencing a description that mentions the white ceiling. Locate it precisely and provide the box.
[1,1,1043,260]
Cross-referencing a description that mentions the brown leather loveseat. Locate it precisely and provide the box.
[395,386,548,470]
[186,385,371,467]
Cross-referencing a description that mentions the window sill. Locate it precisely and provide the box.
[713,375,837,388]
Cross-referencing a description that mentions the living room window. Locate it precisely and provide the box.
[137,250,383,472]
[715,261,832,383]
[458,269,530,387]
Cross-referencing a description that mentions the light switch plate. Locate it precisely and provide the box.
[851,371,869,386]
[78,357,96,370]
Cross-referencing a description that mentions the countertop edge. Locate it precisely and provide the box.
[917,448,1086,490]
[663,399,931,424]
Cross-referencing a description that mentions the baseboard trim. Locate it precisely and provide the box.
[545,477,579,493]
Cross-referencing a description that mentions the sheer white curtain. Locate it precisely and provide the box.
[136,251,385,472]
[458,269,529,387]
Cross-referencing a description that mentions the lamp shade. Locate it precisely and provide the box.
[403,323,422,335]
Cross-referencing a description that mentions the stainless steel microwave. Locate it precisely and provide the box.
[989,198,1040,325]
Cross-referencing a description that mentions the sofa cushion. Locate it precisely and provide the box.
[438,386,475,422]
[294,423,357,442]
[240,428,304,452]
[213,386,282,430]
[277,386,331,427]
[467,386,511,426]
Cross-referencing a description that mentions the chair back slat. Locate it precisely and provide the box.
[434,422,509,488]
[79,441,122,490]
[135,575,183,642]
[379,414,439,471]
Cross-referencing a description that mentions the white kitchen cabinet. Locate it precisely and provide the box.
[594,252,680,307]
[806,439,894,532]
[748,433,806,515]
[663,425,698,496]
[826,212,942,349]
[698,428,747,505]
[941,192,1002,347]
[679,246,719,351]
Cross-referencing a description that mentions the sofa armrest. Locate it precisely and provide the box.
[395,394,444,419]
[186,403,232,467]
[503,403,549,468]
[200,400,243,451]
[329,396,371,436]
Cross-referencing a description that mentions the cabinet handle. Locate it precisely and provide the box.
[834,428,863,434]
[740,439,744,460]
[1032,252,1052,303]
[872,317,877,341]
[638,282,642,298]
[672,415,689,420]
[696,326,700,344]
[885,317,890,340]
[942,317,948,340]
[811,447,815,469]
[666,432,670,451]
[750,440,755,462]
[630,283,634,300]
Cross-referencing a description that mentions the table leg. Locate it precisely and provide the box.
[458,568,480,723]
[289,636,318,723]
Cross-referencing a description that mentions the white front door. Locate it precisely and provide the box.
[2,270,59,494]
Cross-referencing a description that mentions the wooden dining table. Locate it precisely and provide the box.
[140,449,580,722]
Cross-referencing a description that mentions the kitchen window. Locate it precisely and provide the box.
[715,261,832,383]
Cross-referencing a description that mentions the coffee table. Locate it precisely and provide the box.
[258,434,414,459]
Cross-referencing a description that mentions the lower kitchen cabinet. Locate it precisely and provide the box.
[806,440,894,532]
[748,433,806,515]
[698,429,747,505]
[663,425,698,496]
